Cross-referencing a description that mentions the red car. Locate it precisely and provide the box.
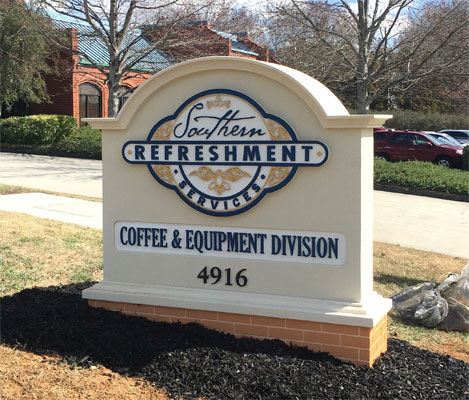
[374,129,463,168]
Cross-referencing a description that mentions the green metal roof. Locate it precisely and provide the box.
[54,20,173,72]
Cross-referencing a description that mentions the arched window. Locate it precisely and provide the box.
[79,83,102,126]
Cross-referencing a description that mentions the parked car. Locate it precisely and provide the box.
[426,132,467,147]
[374,129,463,168]
[439,130,469,146]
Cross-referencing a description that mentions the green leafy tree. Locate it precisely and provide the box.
[0,1,54,118]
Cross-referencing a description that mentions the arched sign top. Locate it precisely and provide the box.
[84,57,391,130]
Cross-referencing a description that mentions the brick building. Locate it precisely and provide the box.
[31,21,172,126]
[30,20,273,126]
[141,21,273,63]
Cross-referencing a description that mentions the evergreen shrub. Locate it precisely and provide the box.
[0,115,76,145]
[53,126,101,159]
[381,110,469,132]
[374,158,469,195]
[463,146,469,171]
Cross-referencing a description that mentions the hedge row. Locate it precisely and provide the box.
[381,110,469,132]
[1,115,468,196]
[464,146,469,171]
[0,115,101,159]
[52,126,101,159]
[374,158,469,195]
[0,115,77,145]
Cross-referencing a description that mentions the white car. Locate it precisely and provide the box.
[439,130,469,146]
[427,132,467,147]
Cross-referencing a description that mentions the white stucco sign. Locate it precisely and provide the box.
[83,57,392,330]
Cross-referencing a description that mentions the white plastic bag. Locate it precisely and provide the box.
[391,282,448,327]
[391,264,469,331]
[437,264,469,332]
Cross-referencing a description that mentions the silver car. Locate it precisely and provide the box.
[428,132,467,147]
[439,130,469,146]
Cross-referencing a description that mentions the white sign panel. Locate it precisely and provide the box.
[115,221,346,266]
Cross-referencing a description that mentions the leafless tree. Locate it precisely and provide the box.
[268,0,469,114]
[141,2,270,66]
[204,1,268,44]
[38,0,215,117]
[390,0,469,113]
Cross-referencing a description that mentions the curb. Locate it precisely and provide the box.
[374,184,469,203]
[2,148,467,203]
[0,145,101,160]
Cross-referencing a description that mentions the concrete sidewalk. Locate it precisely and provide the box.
[0,153,102,198]
[0,193,102,229]
[1,152,468,258]
[373,191,468,259]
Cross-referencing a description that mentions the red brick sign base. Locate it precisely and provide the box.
[89,300,388,367]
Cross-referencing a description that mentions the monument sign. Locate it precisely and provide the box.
[83,57,392,366]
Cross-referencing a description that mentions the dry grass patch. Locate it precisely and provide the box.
[374,242,469,362]
[0,211,102,296]
[0,210,467,400]
[0,183,34,196]
[0,346,170,400]
[373,242,467,297]
[0,211,170,399]
[0,183,101,202]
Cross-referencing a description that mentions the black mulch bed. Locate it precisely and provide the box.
[1,283,468,400]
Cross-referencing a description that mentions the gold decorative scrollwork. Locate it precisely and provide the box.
[206,95,230,109]
[266,167,291,187]
[267,120,290,141]
[190,166,251,195]
[152,121,173,140]
[153,165,175,185]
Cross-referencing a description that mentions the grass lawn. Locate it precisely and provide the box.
[0,210,467,399]
[373,242,468,361]
[0,183,37,196]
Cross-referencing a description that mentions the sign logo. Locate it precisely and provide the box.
[123,89,329,216]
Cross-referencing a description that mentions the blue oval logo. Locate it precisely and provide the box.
[123,89,329,216]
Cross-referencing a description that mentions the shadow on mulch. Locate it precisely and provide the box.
[1,283,468,400]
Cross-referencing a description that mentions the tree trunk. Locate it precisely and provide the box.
[356,54,370,114]
[356,82,370,114]
[355,0,370,114]
[107,82,120,118]
[107,51,121,118]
